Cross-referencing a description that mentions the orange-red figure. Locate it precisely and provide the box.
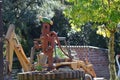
[33,17,71,70]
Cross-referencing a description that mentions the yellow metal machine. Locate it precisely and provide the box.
[5,24,96,79]
[5,24,31,72]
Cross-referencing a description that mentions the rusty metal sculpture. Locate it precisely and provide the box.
[33,17,71,70]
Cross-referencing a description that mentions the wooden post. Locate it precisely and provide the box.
[0,0,4,80]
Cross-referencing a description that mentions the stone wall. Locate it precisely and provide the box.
[63,46,110,79]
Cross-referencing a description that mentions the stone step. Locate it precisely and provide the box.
[93,77,106,80]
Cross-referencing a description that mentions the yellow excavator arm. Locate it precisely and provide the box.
[5,24,31,72]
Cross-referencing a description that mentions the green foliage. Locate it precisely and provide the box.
[67,23,107,48]
[96,25,110,38]
[66,0,74,2]
[64,0,120,34]
[115,33,120,54]
[52,9,71,37]
[54,47,67,59]
[3,0,65,54]
[35,65,42,71]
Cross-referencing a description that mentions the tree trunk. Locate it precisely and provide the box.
[108,32,117,80]
[0,1,4,80]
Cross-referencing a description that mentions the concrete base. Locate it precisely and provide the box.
[93,77,106,80]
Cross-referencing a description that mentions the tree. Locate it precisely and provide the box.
[52,9,71,37]
[64,0,120,80]
[67,23,107,48]
[3,0,64,54]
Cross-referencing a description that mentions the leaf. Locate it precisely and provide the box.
[96,25,110,38]
[76,28,81,32]
[66,0,74,3]
[71,23,76,28]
